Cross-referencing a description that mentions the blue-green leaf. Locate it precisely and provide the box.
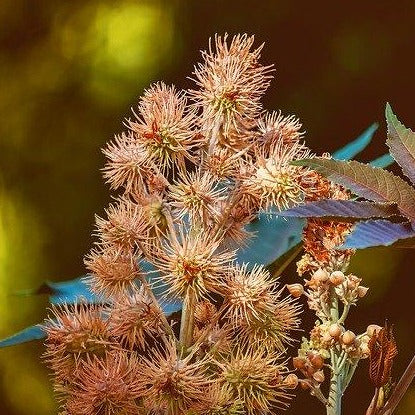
[341,220,415,249]
[370,153,394,168]
[1,263,182,348]
[0,325,45,347]
[237,215,305,266]
[333,124,378,161]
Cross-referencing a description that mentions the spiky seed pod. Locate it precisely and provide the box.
[43,303,112,382]
[203,147,245,180]
[64,352,143,415]
[194,324,232,356]
[168,170,225,223]
[215,346,291,414]
[95,198,149,250]
[109,288,163,350]
[190,34,274,149]
[128,82,199,172]
[152,228,235,300]
[221,264,276,324]
[246,142,314,211]
[84,246,141,299]
[102,131,156,194]
[189,383,245,415]
[257,110,304,154]
[138,340,213,413]
[195,300,218,328]
[237,293,300,352]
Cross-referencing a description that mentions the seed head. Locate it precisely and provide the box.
[64,352,142,415]
[109,288,163,349]
[257,110,304,153]
[247,141,313,211]
[221,264,276,324]
[128,82,199,172]
[169,170,225,224]
[190,34,273,148]
[102,131,155,194]
[138,340,212,412]
[153,228,235,300]
[215,346,291,414]
[84,246,141,299]
[94,198,149,250]
[43,303,112,382]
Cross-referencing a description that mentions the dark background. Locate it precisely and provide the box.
[0,1,414,413]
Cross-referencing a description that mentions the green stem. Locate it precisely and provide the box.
[327,293,342,415]
[179,287,196,349]
[327,369,343,415]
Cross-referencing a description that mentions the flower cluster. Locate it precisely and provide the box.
[41,33,385,415]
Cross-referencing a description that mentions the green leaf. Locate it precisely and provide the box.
[279,200,400,222]
[333,124,378,160]
[294,158,415,221]
[386,103,415,185]
[0,325,45,348]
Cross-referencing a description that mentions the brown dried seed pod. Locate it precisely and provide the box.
[308,352,324,369]
[329,323,343,339]
[357,286,369,298]
[312,370,325,383]
[284,373,299,389]
[293,356,306,370]
[286,283,304,298]
[313,268,329,283]
[342,330,356,346]
[329,271,345,286]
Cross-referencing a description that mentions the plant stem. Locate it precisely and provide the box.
[379,353,415,415]
[179,287,196,349]
[327,292,342,415]
[327,369,343,415]
[366,387,380,415]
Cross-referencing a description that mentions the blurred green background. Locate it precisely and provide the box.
[0,1,414,414]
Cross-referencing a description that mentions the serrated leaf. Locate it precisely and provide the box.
[341,220,415,249]
[386,103,415,184]
[0,325,45,347]
[279,200,400,221]
[370,153,394,168]
[333,123,378,160]
[294,158,415,221]
[237,215,305,266]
